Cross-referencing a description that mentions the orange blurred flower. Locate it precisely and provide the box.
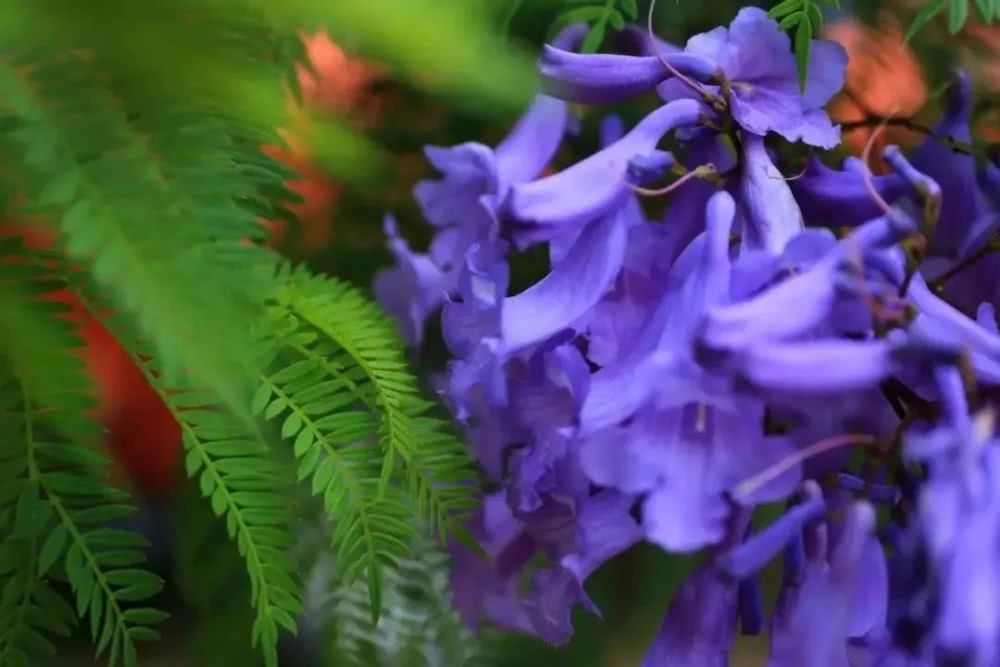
[263,31,381,253]
[825,16,928,159]
[827,11,1000,156]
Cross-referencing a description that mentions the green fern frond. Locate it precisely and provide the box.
[170,480,264,667]
[0,52,272,418]
[268,267,478,540]
[0,540,77,667]
[83,307,303,667]
[305,532,494,667]
[254,304,417,618]
[769,0,840,90]
[905,0,998,41]
[273,29,312,106]
[252,266,478,617]
[0,252,165,667]
[553,0,638,53]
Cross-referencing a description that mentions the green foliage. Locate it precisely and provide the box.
[103,312,304,667]
[0,1,499,665]
[553,0,639,53]
[273,0,538,114]
[170,481,263,667]
[305,530,495,667]
[255,267,478,617]
[0,248,164,667]
[905,0,999,41]
[768,0,841,90]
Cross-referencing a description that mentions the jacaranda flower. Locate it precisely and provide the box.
[377,6,999,665]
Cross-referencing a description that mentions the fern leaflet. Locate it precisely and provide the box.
[769,0,840,90]
[906,0,998,41]
[553,0,639,53]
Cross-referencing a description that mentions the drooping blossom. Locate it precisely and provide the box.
[375,25,587,345]
[541,8,848,148]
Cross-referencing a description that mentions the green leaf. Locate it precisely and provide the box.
[795,18,813,92]
[280,412,302,440]
[779,11,803,30]
[807,2,825,31]
[906,0,948,41]
[13,484,51,539]
[251,384,271,416]
[769,0,803,19]
[581,22,607,54]
[948,0,969,33]
[37,526,67,575]
[552,6,606,26]
[122,608,170,626]
[974,0,992,21]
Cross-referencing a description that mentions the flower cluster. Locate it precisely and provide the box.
[376,7,1000,666]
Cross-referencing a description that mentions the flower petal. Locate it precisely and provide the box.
[373,215,447,346]
[912,71,980,256]
[736,339,899,396]
[414,142,499,227]
[538,47,717,105]
[802,39,849,109]
[508,99,702,239]
[502,206,628,353]
[494,94,571,188]
[738,132,804,254]
[441,241,510,358]
[791,157,911,227]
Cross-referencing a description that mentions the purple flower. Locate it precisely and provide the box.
[525,491,643,644]
[441,241,509,359]
[580,190,737,433]
[380,15,1000,667]
[581,400,800,552]
[501,206,629,352]
[769,501,878,667]
[507,99,702,242]
[791,157,912,227]
[906,275,1000,383]
[903,368,1000,665]
[738,131,804,254]
[660,7,847,148]
[373,215,448,346]
[541,9,847,150]
[732,338,904,397]
[716,483,826,580]
[699,212,917,352]
[414,86,569,246]
[449,492,537,634]
[507,343,590,434]
[538,44,717,105]
[640,510,750,667]
[376,27,587,346]
[911,71,981,257]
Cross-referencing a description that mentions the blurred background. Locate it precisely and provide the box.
[17,0,994,664]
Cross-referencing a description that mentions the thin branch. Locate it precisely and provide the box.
[842,116,978,156]
[929,234,1000,290]
[840,87,980,157]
